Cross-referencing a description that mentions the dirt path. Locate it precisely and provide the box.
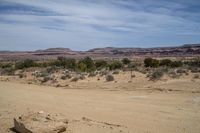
[0,81,200,133]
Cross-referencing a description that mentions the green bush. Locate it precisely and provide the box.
[160,59,172,66]
[122,58,131,65]
[77,62,87,72]
[0,63,13,69]
[53,57,77,70]
[15,59,36,69]
[109,61,122,70]
[144,58,159,68]
[170,61,183,68]
[95,60,108,69]
[78,57,96,72]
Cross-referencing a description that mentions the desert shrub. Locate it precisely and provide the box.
[122,58,131,65]
[112,71,119,74]
[160,59,172,66]
[77,62,87,72]
[148,68,167,80]
[170,61,183,68]
[109,61,122,70]
[36,62,48,67]
[106,74,114,82]
[1,67,15,75]
[66,58,77,70]
[61,75,67,80]
[82,57,96,72]
[71,77,79,82]
[176,69,187,74]
[190,67,199,73]
[0,63,13,69]
[18,73,24,78]
[95,60,108,69]
[78,57,96,72]
[127,62,136,69]
[193,74,199,79]
[35,71,49,78]
[79,74,85,80]
[65,73,72,79]
[88,72,97,77]
[100,70,109,76]
[41,76,51,83]
[53,57,77,70]
[144,58,159,68]
[15,59,36,69]
[46,66,57,73]
[167,70,181,78]
[188,57,200,67]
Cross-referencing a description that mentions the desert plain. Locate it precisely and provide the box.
[0,70,200,133]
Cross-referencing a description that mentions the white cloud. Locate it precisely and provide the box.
[0,0,200,50]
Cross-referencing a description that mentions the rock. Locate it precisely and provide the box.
[38,110,44,114]
[13,112,68,133]
[14,118,33,133]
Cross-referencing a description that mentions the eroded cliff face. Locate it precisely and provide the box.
[0,44,200,60]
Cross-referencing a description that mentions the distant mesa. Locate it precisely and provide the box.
[36,48,73,52]
[0,43,200,60]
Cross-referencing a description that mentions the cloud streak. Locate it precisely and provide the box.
[0,0,200,51]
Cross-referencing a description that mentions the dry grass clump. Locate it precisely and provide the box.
[176,69,187,74]
[148,68,168,81]
[99,70,109,76]
[167,69,181,79]
[193,74,199,79]
[106,74,114,82]
[60,73,72,80]
[112,71,119,74]
[71,77,79,82]
[0,67,15,75]
[88,72,97,77]
[70,74,85,82]
[41,76,52,83]
[190,67,200,73]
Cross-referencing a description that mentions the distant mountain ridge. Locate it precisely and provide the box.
[0,44,200,60]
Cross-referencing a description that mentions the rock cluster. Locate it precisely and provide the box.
[14,111,68,133]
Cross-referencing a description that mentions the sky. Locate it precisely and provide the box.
[0,0,200,51]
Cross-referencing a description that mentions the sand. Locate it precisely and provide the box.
[0,73,200,133]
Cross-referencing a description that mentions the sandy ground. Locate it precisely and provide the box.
[0,74,200,133]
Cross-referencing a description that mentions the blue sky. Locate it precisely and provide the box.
[0,0,200,51]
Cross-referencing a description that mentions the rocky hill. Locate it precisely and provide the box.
[0,44,200,60]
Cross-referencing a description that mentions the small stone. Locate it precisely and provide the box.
[38,111,44,114]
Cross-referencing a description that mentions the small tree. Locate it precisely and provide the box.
[15,59,36,69]
[122,58,131,65]
[109,61,122,70]
[79,57,96,72]
[77,62,87,72]
[160,59,172,66]
[144,58,159,68]
[95,60,108,69]
[170,61,183,68]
